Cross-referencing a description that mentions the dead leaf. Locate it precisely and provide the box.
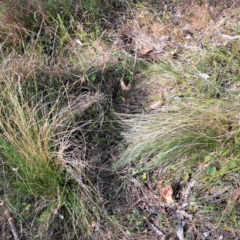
[230,188,240,202]
[138,46,153,56]
[198,73,210,80]
[120,79,131,91]
[159,184,174,203]
[149,100,164,110]
[226,188,240,214]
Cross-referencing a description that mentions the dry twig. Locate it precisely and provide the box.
[4,210,19,240]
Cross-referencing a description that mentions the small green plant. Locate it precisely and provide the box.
[126,211,147,232]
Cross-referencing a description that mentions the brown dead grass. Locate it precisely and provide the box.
[114,1,240,65]
[68,39,119,71]
[114,1,240,112]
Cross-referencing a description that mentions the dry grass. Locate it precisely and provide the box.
[0,1,123,239]
[114,99,240,238]
[0,75,119,238]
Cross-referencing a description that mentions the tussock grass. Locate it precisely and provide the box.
[0,72,119,239]
[0,2,123,237]
[117,99,239,172]
[114,99,240,232]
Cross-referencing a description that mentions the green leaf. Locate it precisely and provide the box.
[206,166,217,174]
[90,74,96,82]
[141,172,147,184]
[204,155,212,162]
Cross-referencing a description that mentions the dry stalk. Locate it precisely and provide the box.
[4,210,19,240]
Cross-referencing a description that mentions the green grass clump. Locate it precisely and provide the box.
[196,42,240,97]
[115,99,240,177]
[0,78,118,238]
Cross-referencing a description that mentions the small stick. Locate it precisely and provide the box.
[1,214,6,240]
[20,220,26,240]
[4,210,20,240]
